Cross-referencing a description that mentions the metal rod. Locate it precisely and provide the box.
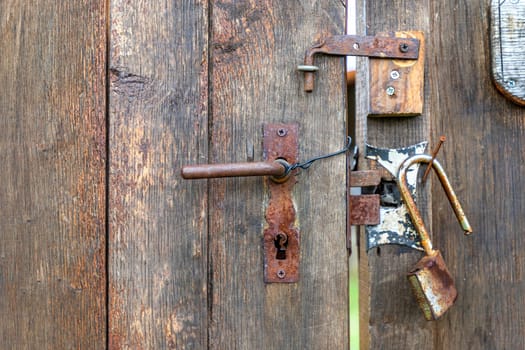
[181,161,287,179]
[422,135,446,182]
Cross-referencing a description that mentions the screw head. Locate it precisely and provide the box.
[277,128,287,137]
[390,70,400,80]
[277,270,286,279]
[386,86,396,96]
[507,80,516,88]
[399,43,410,53]
[353,42,360,50]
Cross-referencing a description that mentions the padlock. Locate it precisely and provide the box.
[397,154,472,320]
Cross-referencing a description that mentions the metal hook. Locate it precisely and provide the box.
[397,154,473,256]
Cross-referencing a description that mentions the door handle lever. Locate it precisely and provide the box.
[181,159,291,182]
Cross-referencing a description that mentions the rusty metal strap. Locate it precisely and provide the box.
[305,35,420,60]
[300,34,420,92]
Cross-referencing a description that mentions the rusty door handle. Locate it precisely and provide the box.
[181,160,290,182]
[182,124,301,283]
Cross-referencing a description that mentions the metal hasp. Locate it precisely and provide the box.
[490,0,525,106]
[365,142,427,251]
[298,34,420,92]
[398,154,473,320]
[181,123,300,283]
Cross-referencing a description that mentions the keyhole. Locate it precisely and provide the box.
[274,233,288,260]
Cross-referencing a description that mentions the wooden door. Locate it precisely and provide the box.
[8,1,523,349]
[357,0,525,349]
[108,1,348,349]
[2,1,348,349]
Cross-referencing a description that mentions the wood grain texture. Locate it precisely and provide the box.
[209,1,348,349]
[108,1,209,348]
[359,0,525,349]
[0,1,107,348]
[490,0,525,106]
[356,1,433,349]
[369,31,425,117]
[430,0,525,348]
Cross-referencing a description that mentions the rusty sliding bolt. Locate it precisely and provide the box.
[422,135,446,183]
[298,35,420,92]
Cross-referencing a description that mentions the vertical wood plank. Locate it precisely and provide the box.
[209,1,348,349]
[0,1,107,348]
[108,1,209,348]
[360,1,525,349]
[356,1,433,348]
[430,1,525,348]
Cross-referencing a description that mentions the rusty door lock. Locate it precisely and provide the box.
[397,154,473,320]
[182,124,351,283]
[182,123,301,283]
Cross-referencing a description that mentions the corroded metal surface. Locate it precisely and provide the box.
[399,154,472,320]
[365,142,427,251]
[349,170,381,226]
[263,123,300,283]
[181,160,286,179]
[407,251,457,321]
[349,194,380,225]
[349,169,382,187]
[301,35,420,92]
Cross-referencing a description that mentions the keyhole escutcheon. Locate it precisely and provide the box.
[274,233,288,260]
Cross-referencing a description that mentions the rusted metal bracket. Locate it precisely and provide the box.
[349,170,381,226]
[263,123,300,283]
[298,34,420,92]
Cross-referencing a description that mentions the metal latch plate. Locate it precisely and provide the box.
[365,142,428,251]
[263,123,300,283]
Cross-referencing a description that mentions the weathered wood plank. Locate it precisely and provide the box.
[360,0,525,349]
[0,1,107,348]
[356,1,433,348]
[209,1,348,349]
[490,0,525,106]
[430,0,525,348]
[369,31,425,117]
[108,1,209,348]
